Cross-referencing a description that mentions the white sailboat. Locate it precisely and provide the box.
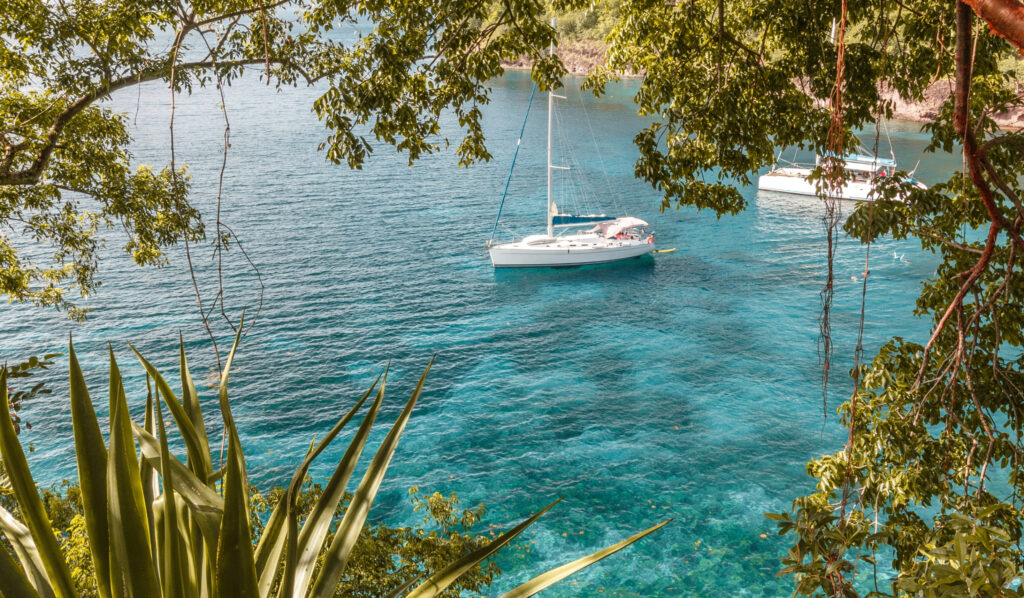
[758,149,927,201]
[487,22,655,268]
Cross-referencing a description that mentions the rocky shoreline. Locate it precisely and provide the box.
[504,42,1024,128]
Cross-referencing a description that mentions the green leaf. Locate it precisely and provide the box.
[310,358,434,598]
[139,377,159,568]
[174,498,205,597]
[131,345,212,482]
[179,333,211,462]
[68,340,111,598]
[254,498,288,598]
[0,539,42,598]
[106,351,127,598]
[106,358,161,597]
[130,421,223,546]
[288,369,387,597]
[156,394,186,598]
[215,316,259,598]
[217,316,246,432]
[0,504,53,598]
[0,367,77,598]
[258,370,382,597]
[215,431,259,598]
[406,498,562,598]
[499,519,671,598]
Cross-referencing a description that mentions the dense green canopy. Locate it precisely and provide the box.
[0,0,571,318]
[592,0,1024,595]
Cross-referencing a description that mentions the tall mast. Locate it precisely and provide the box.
[546,18,555,237]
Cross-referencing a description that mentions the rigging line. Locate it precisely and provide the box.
[561,101,603,217]
[488,82,538,245]
[576,84,624,216]
[556,105,588,215]
[555,103,587,217]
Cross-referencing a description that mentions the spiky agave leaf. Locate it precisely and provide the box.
[216,429,259,598]
[0,503,52,597]
[68,340,111,598]
[286,368,388,597]
[0,539,40,598]
[156,394,186,598]
[179,333,212,473]
[140,378,160,572]
[132,347,213,483]
[131,422,224,545]
[106,354,161,596]
[254,372,381,597]
[179,336,216,597]
[215,317,259,598]
[0,367,76,598]
[404,499,562,598]
[499,519,672,598]
[309,358,433,598]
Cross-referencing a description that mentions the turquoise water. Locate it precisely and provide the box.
[1,69,955,595]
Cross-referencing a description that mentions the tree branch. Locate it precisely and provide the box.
[916,2,1024,394]
[0,58,310,187]
[962,0,1024,54]
[954,1,973,136]
[193,0,291,28]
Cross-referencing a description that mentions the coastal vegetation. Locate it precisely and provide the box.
[0,0,572,321]
[0,326,667,596]
[2,476,503,597]
[588,1,1024,596]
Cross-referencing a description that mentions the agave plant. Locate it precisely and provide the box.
[0,324,668,598]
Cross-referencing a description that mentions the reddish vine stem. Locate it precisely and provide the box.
[827,0,850,535]
[820,0,849,420]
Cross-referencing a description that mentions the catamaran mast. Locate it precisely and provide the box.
[546,18,555,237]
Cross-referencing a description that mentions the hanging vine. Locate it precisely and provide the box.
[819,1,849,418]
[167,2,268,372]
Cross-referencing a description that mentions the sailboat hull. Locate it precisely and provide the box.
[489,239,654,268]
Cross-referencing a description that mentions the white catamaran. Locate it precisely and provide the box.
[758,149,927,201]
[487,22,655,268]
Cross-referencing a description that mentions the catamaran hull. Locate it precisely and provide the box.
[489,242,654,268]
[758,169,876,200]
[758,168,926,201]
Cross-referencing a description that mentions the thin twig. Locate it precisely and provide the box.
[169,23,223,371]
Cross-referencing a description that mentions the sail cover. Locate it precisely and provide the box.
[591,217,649,238]
[552,213,614,227]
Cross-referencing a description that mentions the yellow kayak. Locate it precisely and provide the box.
[652,248,676,254]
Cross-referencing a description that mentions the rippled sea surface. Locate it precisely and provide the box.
[2,69,958,595]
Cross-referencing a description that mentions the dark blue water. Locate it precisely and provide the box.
[2,69,953,595]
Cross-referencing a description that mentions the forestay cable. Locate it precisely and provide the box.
[488,83,538,245]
